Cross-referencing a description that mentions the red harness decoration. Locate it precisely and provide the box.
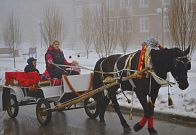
[5,72,41,91]
[137,44,148,78]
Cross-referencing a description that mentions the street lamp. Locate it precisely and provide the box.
[157,7,170,82]
[156,7,168,46]
[39,20,44,48]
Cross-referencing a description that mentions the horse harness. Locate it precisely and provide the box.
[98,50,175,96]
[98,52,139,98]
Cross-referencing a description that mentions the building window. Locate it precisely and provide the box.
[140,17,149,32]
[120,0,132,8]
[162,0,170,6]
[139,0,149,8]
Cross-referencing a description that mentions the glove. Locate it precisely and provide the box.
[71,60,78,66]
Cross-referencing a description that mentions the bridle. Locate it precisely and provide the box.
[171,56,190,82]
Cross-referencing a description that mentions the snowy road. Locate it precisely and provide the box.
[1,104,196,135]
[0,53,196,135]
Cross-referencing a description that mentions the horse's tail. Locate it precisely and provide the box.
[92,57,105,100]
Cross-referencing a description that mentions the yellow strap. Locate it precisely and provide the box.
[125,53,136,70]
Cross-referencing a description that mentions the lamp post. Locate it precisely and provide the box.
[156,7,168,46]
[157,7,170,81]
[39,20,43,48]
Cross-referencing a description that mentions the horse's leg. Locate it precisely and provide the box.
[133,90,151,132]
[147,90,159,135]
[98,94,110,125]
[110,93,131,133]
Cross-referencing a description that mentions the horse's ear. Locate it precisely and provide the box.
[183,46,190,56]
[187,62,191,70]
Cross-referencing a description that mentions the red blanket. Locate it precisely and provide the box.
[5,72,41,87]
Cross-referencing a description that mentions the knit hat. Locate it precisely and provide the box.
[27,57,37,65]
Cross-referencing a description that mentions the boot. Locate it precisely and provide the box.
[148,127,158,135]
[133,123,143,132]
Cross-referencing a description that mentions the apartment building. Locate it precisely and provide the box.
[73,0,171,46]
[0,0,172,48]
[1,0,194,49]
[132,0,170,45]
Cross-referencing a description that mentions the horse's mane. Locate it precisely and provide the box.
[150,48,175,74]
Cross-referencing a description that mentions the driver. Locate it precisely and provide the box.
[45,40,80,79]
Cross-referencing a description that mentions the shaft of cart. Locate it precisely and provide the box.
[49,68,148,112]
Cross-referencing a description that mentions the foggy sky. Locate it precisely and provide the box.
[0,0,76,48]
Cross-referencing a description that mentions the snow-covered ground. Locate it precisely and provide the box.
[0,46,195,119]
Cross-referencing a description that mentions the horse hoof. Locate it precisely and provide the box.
[148,128,158,135]
[99,120,106,126]
[133,123,143,132]
[124,127,131,133]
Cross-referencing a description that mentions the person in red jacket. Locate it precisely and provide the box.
[45,40,80,79]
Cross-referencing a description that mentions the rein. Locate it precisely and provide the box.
[53,59,175,87]
[53,63,138,75]
[52,58,175,87]
[148,70,175,86]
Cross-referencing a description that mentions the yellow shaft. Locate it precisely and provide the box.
[51,68,148,111]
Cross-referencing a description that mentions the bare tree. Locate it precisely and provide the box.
[81,7,93,58]
[92,0,118,57]
[41,7,65,48]
[3,12,21,68]
[117,8,133,54]
[29,29,36,47]
[167,0,196,55]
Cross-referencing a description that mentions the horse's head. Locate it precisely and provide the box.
[170,47,191,90]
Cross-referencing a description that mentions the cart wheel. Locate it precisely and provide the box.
[84,97,99,118]
[36,98,51,125]
[7,94,19,118]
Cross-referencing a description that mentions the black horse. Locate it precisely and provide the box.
[93,47,191,135]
